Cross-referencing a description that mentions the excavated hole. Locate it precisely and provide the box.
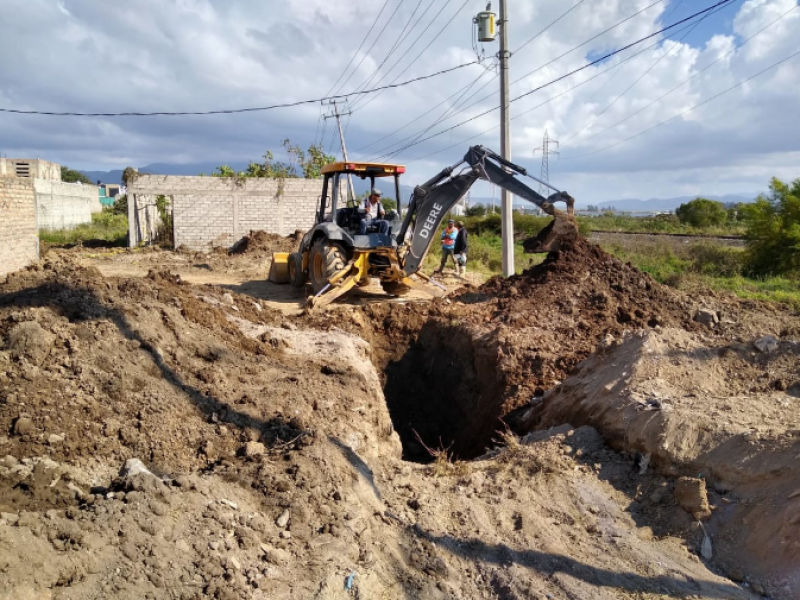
[381,320,507,463]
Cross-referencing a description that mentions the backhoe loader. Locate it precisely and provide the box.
[270,145,577,308]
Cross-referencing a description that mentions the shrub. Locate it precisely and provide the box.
[744,177,800,277]
[676,197,727,227]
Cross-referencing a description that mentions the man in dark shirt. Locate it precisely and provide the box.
[454,220,468,276]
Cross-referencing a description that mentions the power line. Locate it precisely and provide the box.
[560,0,728,145]
[373,0,670,158]
[513,0,589,54]
[329,0,406,98]
[377,0,737,160]
[561,0,689,127]
[323,0,393,99]
[351,67,492,155]
[561,0,798,150]
[563,47,800,160]
[349,0,469,112]
[0,60,478,117]
[365,69,495,160]
[347,0,427,98]
[408,26,689,162]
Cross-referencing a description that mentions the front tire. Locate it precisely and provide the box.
[309,240,347,294]
[288,252,306,288]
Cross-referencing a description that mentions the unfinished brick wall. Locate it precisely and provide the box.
[128,176,324,250]
[0,178,39,277]
[34,180,102,230]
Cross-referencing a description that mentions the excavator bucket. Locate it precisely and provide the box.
[268,252,291,283]
[522,214,580,254]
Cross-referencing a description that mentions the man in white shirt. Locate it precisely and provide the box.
[358,188,389,235]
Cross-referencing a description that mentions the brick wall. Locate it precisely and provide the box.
[34,180,102,230]
[128,176,325,250]
[0,178,39,277]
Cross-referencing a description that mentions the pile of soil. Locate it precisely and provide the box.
[229,230,300,256]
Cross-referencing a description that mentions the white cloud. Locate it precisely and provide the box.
[0,0,798,202]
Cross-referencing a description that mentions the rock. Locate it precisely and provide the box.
[120,458,155,479]
[754,335,778,353]
[240,441,266,457]
[12,416,34,436]
[727,568,744,582]
[276,509,290,528]
[280,530,291,539]
[219,499,239,510]
[222,293,235,305]
[0,512,19,526]
[47,433,65,444]
[252,302,262,313]
[261,544,291,564]
[752,581,766,596]
[693,309,718,327]
[674,477,711,520]
[7,321,55,365]
[229,556,241,571]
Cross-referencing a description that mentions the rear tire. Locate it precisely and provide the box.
[309,240,347,294]
[288,252,306,288]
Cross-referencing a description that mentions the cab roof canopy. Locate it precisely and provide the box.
[321,162,406,178]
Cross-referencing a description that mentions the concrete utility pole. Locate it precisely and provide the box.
[324,100,356,202]
[498,0,514,277]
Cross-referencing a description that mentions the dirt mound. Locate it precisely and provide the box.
[229,230,300,255]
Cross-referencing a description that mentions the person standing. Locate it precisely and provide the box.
[453,220,468,276]
[435,219,458,274]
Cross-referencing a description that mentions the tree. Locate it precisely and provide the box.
[61,166,93,185]
[213,140,336,179]
[122,167,138,187]
[743,177,800,276]
[675,197,727,227]
[466,205,487,217]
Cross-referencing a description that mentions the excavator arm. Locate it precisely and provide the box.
[396,145,577,276]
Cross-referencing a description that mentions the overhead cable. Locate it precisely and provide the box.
[562,47,800,160]
[377,0,737,159]
[0,60,478,117]
[323,0,393,99]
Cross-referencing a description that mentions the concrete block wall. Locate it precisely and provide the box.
[0,158,61,180]
[0,178,39,277]
[34,180,101,230]
[128,175,325,250]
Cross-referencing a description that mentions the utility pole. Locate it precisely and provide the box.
[324,100,356,202]
[498,0,513,277]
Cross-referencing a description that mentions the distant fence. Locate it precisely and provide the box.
[127,175,323,250]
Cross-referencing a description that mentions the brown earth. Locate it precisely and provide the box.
[0,233,798,599]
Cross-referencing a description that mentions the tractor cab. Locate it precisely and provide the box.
[314,161,406,250]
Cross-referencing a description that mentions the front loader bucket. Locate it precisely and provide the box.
[268,252,291,283]
[523,214,579,254]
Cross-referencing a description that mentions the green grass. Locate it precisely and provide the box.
[423,233,545,276]
[39,210,128,247]
[598,238,800,309]
[577,213,747,236]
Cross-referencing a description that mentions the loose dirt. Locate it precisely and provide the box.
[1,233,798,599]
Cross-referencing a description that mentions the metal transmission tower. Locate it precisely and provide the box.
[533,130,559,197]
